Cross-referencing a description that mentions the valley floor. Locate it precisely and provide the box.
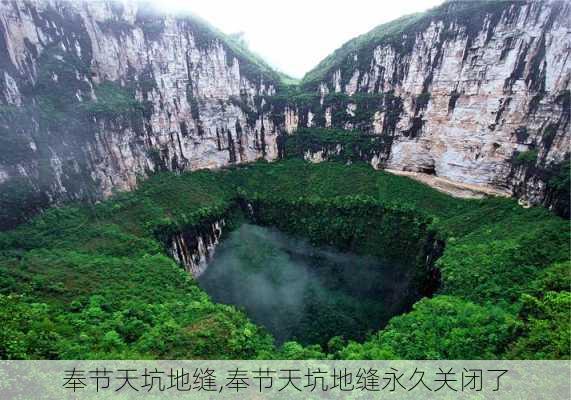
[0,159,568,360]
[385,169,512,200]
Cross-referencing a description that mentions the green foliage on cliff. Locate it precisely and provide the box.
[0,106,36,165]
[263,92,402,135]
[545,155,571,218]
[0,178,49,231]
[301,12,423,88]
[248,195,431,267]
[133,3,295,87]
[515,149,539,166]
[173,11,291,86]
[0,159,568,360]
[301,0,517,89]
[81,82,149,119]
[284,128,390,162]
[32,48,90,126]
[21,42,151,159]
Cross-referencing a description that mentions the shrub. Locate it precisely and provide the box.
[515,149,539,166]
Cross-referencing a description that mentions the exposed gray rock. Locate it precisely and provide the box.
[0,0,569,227]
[293,0,570,206]
[0,0,279,208]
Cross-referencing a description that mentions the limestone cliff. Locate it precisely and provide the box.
[0,0,280,228]
[1,0,569,229]
[285,0,570,212]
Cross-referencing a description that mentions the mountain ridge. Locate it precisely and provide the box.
[0,0,569,229]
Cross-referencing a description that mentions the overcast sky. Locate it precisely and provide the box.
[155,0,444,78]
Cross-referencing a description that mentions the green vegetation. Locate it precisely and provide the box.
[80,81,149,119]
[515,149,539,166]
[301,12,424,88]
[0,158,568,360]
[0,0,567,361]
[0,106,36,165]
[415,92,431,110]
[503,261,570,359]
[32,45,92,126]
[263,91,402,134]
[0,178,49,231]
[169,11,292,87]
[338,296,516,359]
[31,45,148,126]
[284,128,390,163]
[97,2,295,87]
[301,1,517,89]
[545,155,571,218]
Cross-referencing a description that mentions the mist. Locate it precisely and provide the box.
[154,0,444,78]
[198,224,420,346]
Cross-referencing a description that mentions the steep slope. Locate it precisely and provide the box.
[285,0,570,212]
[1,0,569,229]
[0,0,283,228]
[0,160,568,359]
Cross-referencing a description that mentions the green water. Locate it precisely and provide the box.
[198,224,420,346]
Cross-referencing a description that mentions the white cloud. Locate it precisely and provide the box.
[153,0,444,78]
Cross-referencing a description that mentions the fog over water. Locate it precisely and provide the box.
[198,224,419,346]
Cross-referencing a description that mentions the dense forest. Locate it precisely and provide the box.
[0,150,568,359]
[0,0,569,363]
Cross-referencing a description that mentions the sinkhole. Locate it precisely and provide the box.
[196,223,437,347]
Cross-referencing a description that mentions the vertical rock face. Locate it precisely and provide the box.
[295,0,570,207]
[0,0,280,225]
[1,0,569,228]
[169,219,225,277]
